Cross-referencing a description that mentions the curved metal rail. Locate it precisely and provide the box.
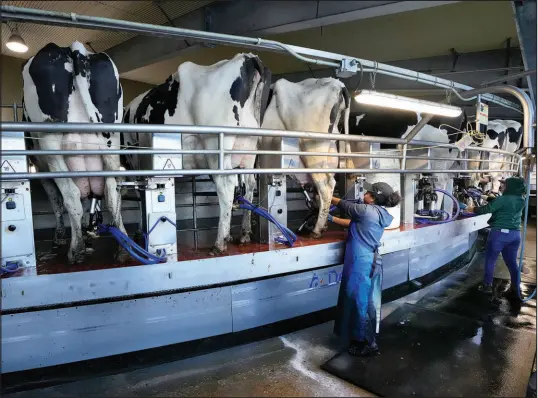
[0,5,522,113]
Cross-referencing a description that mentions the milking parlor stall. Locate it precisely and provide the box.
[0,1,535,380]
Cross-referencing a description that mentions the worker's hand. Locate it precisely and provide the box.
[328,214,334,223]
[466,205,475,213]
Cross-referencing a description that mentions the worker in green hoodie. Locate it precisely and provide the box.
[467,176,527,296]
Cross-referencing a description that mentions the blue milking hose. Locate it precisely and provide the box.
[236,195,297,247]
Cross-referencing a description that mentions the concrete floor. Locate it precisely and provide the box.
[6,222,537,398]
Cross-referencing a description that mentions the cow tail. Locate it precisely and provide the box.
[70,42,101,124]
[340,88,354,170]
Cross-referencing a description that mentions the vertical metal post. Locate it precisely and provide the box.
[401,143,408,170]
[401,174,416,226]
[191,176,198,251]
[443,178,454,215]
[218,132,224,170]
[12,103,18,122]
[259,175,287,245]
[369,143,373,169]
[427,148,432,170]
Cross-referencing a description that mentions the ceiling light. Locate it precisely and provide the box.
[6,27,28,53]
[354,89,462,118]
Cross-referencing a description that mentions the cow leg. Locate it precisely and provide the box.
[238,172,257,244]
[101,154,129,263]
[47,165,86,264]
[310,173,336,238]
[39,179,67,248]
[210,174,237,255]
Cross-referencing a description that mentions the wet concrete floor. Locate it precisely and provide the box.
[5,223,536,397]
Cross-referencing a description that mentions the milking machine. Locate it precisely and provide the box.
[94,132,180,264]
[255,174,297,246]
[414,174,461,224]
[1,129,36,275]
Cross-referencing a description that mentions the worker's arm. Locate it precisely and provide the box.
[331,197,368,219]
[469,197,502,215]
[328,214,351,227]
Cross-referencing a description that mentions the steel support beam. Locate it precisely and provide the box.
[512,1,537,105]
[106,1,460,74]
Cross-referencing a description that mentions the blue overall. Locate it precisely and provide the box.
[333,200,393,346]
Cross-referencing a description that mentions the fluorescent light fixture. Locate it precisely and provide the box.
[6,27,28,53]
[354,89,462,118]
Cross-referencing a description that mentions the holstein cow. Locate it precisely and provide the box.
[468,119,523,193]
[22,41,127,264]
[122,53,271,255]
[259,78,351,238]
[345,106,468,212]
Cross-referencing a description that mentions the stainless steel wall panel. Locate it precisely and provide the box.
[1,287,232,373]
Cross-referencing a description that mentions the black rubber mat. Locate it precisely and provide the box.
[322,303,537,397]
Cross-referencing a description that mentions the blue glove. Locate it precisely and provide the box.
[328,214,334,222]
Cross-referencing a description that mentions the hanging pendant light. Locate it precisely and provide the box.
[6,25,28,53]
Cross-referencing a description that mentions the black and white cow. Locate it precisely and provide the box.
[345,106,469,212]
[468,119,523,193]
[121,53,271,255]
[22,41,126,264]
[259,78,351,238]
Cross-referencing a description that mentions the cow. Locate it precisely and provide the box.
[259,78,351,238]
[121,53,271,255]
[468,119,523,193]
[22,41,127,264]
[345,106,469,213]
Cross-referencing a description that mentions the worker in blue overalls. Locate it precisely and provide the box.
[328,181,401,357]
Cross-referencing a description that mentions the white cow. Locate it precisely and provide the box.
[259,78,351,238]
[122,53,271,255]
[22,41,127,264]
[347,108,469,212]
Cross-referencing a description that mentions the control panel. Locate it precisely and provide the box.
[1,130,36,274]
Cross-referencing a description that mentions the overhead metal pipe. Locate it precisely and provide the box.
[481,69,536,87]
[0,5,522,112]
[402,114,435,143]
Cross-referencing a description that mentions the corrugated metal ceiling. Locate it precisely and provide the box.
[1,1,213,57]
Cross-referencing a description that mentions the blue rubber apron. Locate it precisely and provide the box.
[334,220,383,345]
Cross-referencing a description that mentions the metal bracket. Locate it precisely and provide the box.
[203,7,216,48]
[450,48,460,72]
[336,58,358,78]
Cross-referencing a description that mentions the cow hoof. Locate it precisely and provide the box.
[54,237,67,246]
[115,249,131,264]
[238,233,252,244]
[209,246,224,256]
[308,232,322,240]
[69,252,85,265]
[224,235,235,243]
[85,247,95,254]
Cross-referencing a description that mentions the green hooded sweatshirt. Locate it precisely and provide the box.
[473,177,526,230]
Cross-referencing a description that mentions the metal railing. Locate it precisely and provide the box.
[0,120,521,180]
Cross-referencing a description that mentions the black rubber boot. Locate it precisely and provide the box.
[503,286,521,301]
[348,341,380,357]
[477,283,493,294]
